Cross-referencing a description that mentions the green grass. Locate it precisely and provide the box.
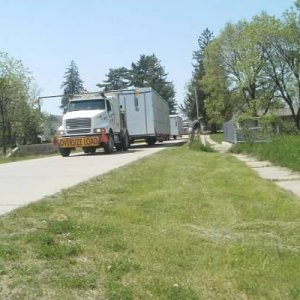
[231,134,300,172]
[0,145,300,299]
[209,132,224,144]
[189,136,214,152]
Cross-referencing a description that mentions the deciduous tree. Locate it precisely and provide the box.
[202,19,279,127]
[255,10,300,129]
[0,52,42,154]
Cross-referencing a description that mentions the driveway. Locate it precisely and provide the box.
[0,141,184,216]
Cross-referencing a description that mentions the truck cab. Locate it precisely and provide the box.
[57,92,129,156]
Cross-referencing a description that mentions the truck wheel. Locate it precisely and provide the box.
[59,147,71,157]
[115,143,122,151]
[104,132,114,154]
[83,147,96,154]
[83,147,89,153]
[89,147,96,154]
[122,130,129,151]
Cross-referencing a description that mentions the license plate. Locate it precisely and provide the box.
[58,136,99,148]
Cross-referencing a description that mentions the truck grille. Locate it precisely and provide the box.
[66,118,91,135]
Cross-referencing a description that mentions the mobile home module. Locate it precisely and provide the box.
[117,87,170,145]
[169,115,183,139]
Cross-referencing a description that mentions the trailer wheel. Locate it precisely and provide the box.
[59,147,71,157]
[122,130,129,151]
[146,137,156,146]
[104,132,114,154]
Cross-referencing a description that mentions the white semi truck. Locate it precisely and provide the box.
[57,92,129,157]
[115,87,170,145]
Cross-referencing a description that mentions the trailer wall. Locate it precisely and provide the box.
[170,115,183,137]
[118,88,170,139]
[151,89,170,137]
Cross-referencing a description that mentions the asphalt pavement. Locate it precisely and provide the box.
[2,136,298,218]
[0,140,184,216]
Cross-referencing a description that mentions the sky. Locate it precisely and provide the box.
[0,0,296,115]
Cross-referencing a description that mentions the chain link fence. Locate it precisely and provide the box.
[223,120,274,144]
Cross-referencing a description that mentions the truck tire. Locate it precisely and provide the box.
[83,147,90,153]
[104,132,114,154]
[59,147,71,157]
[115,143,122,151]
[89,148,96,154]
[83,147,96,154]
[122,130,129,151]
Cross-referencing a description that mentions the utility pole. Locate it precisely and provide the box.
[194,88,199,120]
[194,88,206,146]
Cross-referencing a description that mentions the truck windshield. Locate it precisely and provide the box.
[68,99,105,111]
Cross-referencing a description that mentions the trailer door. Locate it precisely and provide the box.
[124,92,147,136]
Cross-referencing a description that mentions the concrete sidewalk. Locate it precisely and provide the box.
[203,135,232,153]
[232,154,300,197]
[205,135,300,198]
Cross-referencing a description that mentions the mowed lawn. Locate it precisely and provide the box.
[0,145,299,299]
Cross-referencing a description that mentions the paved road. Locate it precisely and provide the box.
[0,141,184,216]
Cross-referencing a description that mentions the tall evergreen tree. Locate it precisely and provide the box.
[60,60,84,110]
[130,54,177,113]
[97,67,130,91]
[181,28,214,122]
[201,39,236,129]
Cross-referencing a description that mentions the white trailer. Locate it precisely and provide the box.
[116,87,170,145]
[169,115,183,139]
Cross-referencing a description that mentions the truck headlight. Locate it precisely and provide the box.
[59,130,65,135]
[94,128,102,133]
